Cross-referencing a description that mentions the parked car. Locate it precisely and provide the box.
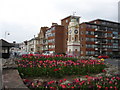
[18,52,29,57]
[42,51,55,55]
[30,52,40,55]
[98,55,109,59]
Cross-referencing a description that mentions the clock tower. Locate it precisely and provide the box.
[67,16,80,56]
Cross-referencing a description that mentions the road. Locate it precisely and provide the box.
[105,59,120,68]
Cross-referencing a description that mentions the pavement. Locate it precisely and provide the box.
[105,59,120,68]
[3,69,29,89]
[1,58,29,90]
[0,58,3,90]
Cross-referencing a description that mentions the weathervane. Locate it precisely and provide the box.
[73,12,76,16]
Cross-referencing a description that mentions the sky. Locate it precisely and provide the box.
[0,0,119,43]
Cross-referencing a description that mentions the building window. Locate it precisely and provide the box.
[86,31,94,35]
[66,20,68,23]
[81,44,84,47]
[81,51,83,54]
[86,51,95,55]
[101,22,106,25]
[113,45,118,48]
[80,26,84,29]
[75,35,78,41]
[81,31,84,34]
[113,40,118,43]
[94,21,97,24]
[113,31,118,38]
[86,44,94,48]
[86,38,94,42]
[81,38,84,41]
[72,37,74,40]
[48,39,55,43]
[75,49,78,53]
[69,35,71,41]
[69,49,71,53]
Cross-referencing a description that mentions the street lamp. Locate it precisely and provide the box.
[5,31,10,39]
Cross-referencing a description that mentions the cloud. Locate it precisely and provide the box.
[51,0,119,22]
[0,22,39,43]
[0,0,119,43]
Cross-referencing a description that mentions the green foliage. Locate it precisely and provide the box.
[18,64,106,78]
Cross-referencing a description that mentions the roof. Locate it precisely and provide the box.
[61,16,71,21]
[80,19,120,26]
[89,19,120,24]
[0,39,14,47]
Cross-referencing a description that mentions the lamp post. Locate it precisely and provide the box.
[5,31,10,39]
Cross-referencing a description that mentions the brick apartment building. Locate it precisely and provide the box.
[38,23,65,54]
[37,15,120,56]
[37,27,48,53]
[80,19,120,56]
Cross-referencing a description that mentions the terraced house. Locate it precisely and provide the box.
[37,15,120,56]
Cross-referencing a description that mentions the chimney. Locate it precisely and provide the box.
[52,23,58,26]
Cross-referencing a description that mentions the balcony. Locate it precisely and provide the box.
[95,28,98,31]
[95,48,98,50]
[95,28,107,32]
[112,49,118,51]
[113,37,120,39]
[103,48,107,51]
[95,41,99,44]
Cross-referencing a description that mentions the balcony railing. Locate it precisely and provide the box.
[95,48,98,50]
[113,37,120,39]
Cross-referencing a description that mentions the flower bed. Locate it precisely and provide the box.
[15,54,120,89]
[23,74,120,89]
[16,54,107,78]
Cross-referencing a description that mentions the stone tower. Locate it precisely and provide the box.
[67,16,80,56]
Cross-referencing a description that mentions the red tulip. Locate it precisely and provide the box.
[105,87,108,90]
[60,84,66,88]
[110,86,113,89]
[54,68,59,71]
[97,85,102,88]
[106,78,109,81]
[59,80,63,83]
[102,70,106,72]
[71,86,75,88]
[109,81,113,84]
[24,79,30,82]
[63,79,67,81]
[85,75,89,78]
[68,83,71,86]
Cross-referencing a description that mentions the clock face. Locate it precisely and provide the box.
[74,30,78,34]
